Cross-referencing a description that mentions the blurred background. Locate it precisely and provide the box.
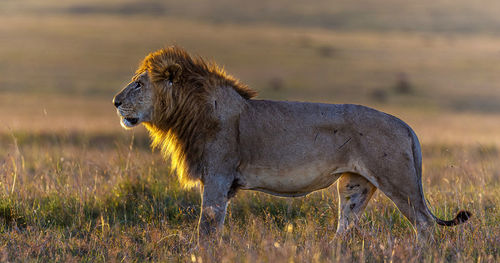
[1,0,500,145]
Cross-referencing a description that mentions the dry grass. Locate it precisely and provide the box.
[0,118,498,262]
[1,1,500,262]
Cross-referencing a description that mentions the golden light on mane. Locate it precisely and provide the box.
[139,46,256,188]
[144,123,198,188]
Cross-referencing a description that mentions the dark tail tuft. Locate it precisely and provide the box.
[456,210,472,223]
[436,210,472,226]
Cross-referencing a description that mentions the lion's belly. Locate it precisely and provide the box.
[236,100,390,196]
[239,161,345,196]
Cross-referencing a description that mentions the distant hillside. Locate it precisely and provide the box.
[5,0,500,33]
[2,0,500,112]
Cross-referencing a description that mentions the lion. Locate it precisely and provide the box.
[113,46,471,245]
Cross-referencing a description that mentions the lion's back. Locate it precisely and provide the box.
[238,100,415,170]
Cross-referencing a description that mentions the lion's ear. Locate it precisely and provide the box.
[166,63,182,84]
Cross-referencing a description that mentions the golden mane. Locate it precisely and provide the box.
[139,46,257,188]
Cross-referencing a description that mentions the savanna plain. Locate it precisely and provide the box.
[0,1,499,262]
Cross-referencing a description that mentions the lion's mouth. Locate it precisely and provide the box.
[125,118,139,125]
[120,117,140,128]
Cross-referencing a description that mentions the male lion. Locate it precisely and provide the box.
[113,46,470,245]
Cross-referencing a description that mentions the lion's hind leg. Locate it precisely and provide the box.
[336,172,377,236]
[375,172,436,241]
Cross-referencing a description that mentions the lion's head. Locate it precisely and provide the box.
[113,46,256,187]
[113,71,155,129]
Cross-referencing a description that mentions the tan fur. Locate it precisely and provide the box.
[113,46,470,246]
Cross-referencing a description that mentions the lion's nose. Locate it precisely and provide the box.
[113,98,122,108]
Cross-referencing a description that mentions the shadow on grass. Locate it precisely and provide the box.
[0,131,151,151]
[0,176,337,234]
[0,177,199,231]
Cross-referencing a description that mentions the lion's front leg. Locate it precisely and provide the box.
[198,177,232,248]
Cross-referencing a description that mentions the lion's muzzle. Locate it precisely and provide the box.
[113,96,122,108]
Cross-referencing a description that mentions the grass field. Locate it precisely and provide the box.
[1,1,500,262]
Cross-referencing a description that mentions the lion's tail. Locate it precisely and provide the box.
[434,210,472,226]
[409,128,472,227]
